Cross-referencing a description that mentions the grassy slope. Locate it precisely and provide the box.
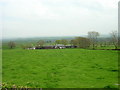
[2,49,118,88]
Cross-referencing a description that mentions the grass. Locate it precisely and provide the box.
[0,49,2,89]
[2,48,118,88]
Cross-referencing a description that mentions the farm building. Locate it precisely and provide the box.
[29,44,77,50]
[26,47,36,50]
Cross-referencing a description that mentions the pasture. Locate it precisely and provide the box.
[2,49,118,88]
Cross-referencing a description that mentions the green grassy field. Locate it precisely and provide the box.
[2,49,118,88]
[0,49,2,89]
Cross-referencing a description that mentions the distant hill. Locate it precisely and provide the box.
[2,34,110,43]
[2,36,76,43]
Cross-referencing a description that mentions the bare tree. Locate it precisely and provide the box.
[110,31,118,49]
[8,41,16,49]
[88,31,100,49]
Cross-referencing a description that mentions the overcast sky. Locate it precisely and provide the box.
[0,0,119,39]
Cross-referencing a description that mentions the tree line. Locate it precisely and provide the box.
[7,30,119,49]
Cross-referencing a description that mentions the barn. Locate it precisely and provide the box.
[27,44,77,50]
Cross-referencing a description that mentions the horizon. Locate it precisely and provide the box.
[2,34,111,41]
